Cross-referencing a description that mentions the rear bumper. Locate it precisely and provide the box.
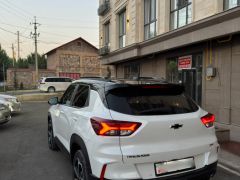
[91,162,217,180]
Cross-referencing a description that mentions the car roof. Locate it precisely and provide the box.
[41,77,72,79]
[73,78,183,92]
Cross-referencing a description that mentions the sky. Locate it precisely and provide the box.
[0,0,99,58]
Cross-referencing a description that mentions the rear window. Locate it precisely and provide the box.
[106,85,199,115]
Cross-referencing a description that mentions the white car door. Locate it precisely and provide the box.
[57,84,78,149]
[58,84,90,151]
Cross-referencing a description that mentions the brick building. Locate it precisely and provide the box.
[46,37,112,79]
[98,0,240,142]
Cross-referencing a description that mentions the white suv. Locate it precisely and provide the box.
[39,77,72,93]
[48,79,219,180]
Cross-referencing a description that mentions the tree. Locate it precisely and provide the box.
[25,53,47,69]
[0,45,14,82]
[17,58,28,68]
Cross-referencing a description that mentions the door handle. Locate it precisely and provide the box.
[73,117,78,122]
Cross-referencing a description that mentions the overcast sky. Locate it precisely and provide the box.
[0,0,99,58]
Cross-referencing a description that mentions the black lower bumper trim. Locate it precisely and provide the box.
[91,162,217,180]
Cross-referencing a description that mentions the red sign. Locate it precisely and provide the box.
[59,72,81,80]
[178,56,192,70]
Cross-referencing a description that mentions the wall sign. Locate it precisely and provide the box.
[178,55,192,70]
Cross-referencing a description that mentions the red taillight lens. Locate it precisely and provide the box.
[201,113,215,128]
[90,117,142,136]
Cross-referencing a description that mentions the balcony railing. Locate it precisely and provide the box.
[99,45,110,56]
[98,0,110,16]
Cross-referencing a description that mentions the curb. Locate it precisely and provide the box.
[16,93,63,102]
[218,150,240,176]
[218,159,240,175]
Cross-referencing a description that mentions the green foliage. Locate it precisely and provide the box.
[16,53,47,69]
[0,46,14,82]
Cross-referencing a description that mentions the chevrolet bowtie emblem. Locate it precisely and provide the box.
[170,124,183,130]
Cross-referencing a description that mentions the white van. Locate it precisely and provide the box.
[38,77,72,93]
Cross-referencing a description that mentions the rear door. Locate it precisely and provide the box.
[106,85,217,177]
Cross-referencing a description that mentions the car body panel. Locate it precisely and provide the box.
[0,94,21,113]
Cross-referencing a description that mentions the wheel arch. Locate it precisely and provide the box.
[70,134,92,173]
[48,86,55,92]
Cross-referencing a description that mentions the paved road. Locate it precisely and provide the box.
[0,102,239,180]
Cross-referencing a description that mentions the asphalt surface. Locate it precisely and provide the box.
[0,102,239,180]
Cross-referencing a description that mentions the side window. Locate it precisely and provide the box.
[59,78,64,82]
[65,78,72,82]
[72,85,89,108]
[45,78,51,82]
[61,84,77,106]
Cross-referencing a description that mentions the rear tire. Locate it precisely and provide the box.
[48,118,58,151]
[48,87,55,93]
[72,150,91,180]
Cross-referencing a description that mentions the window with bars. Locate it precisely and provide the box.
[124,63,140,79]
[170,0,192,30]
[104,22,110,46]
[119,10,126,48]
[224,0,240,10]
[144,0,157,40]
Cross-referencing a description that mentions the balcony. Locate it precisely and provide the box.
[98,1,110,16]
[99,45,110,56]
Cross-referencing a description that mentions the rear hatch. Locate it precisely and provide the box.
[105,84,217,178]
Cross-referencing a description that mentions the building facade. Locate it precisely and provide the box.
[47,37,113,79]
[98,0,240,142]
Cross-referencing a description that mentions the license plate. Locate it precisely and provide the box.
[155,157,195,176]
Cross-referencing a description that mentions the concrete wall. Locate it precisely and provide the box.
[7,69,56,89]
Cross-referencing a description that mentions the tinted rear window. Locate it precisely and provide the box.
[106,86,199,115]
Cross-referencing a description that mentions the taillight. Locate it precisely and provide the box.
[201,113,215,128]
[90,117,142,136]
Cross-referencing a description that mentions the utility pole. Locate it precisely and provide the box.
[3,63,5,92]
[12,43,17,90]
[17,31,20,60]
[11,44,15,67]
[31,16,40,86]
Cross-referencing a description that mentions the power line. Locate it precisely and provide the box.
[41,24,98,29]
[38,16,97,23]
[0,21,31,30]
[0,2,30,23]
[1,0,34,17]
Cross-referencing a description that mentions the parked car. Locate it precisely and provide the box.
[38,77,72,93]
[48,79,219,180]
[0,104,11,124]
[0,94,21,113]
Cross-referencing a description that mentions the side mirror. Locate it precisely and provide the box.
[48,97,59,105]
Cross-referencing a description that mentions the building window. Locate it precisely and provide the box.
[104,22,110,46]
[144,0,157,40]
[224,0,240,10]
[170,0,192,30]
[124,63,140,79]
[119,10,126,48]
